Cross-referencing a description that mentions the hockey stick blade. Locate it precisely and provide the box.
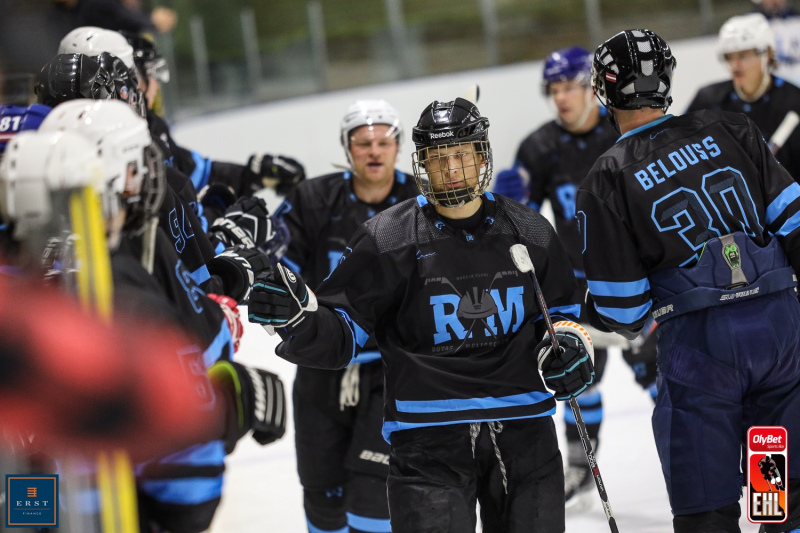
[510,243,534,274]
[461,84,480,105]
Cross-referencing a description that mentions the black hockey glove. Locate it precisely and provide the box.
[247,153,306,195]
[197,183,237,222]
[247,264,317,333]
[208,361,286,453]
[209,196,272,249]
[535,321,595,401]
[207,245,272,303]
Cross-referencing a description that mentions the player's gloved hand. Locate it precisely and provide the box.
[492,167,527,202]
[535,321,595,401]
[247,153,306,195]
[258,215,290,267]
[247,264,317,334]
[197,183,237,220]
[208,361,286,453]
[207,246,272,303]
[209,196,272,249]
[207,293,243,352]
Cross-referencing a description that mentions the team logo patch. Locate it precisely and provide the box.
[723,242,741,270]
[747,426,788,525]
[5,475,59,528]
[120,86,129,100]
[605,73,617,83]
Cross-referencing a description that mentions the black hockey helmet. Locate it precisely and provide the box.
[591,29,677,112]
[35,53,114,107]
[35,53,145,117]
[412,97,489,151]
[411,98,493,208]
[121,31,170,84]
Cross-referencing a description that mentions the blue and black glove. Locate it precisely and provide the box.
[535,321,595,401]
[247,153,306,195]
[492,167,527,202]
[248,264,317,334]
[209,196,272,249]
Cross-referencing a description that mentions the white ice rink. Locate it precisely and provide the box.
[209,317,761,533]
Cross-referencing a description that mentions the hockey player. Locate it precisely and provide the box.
[759,455,787,492]
[249,97,595,532]
[1,111,286,533]
[686,13,800,181]
[0,103,51,157]
[277,100,418,533]
[57,26,306,209]
[493,45,659,511]
[580,28,800,532]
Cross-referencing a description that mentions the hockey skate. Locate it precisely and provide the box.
[564,463,594,514]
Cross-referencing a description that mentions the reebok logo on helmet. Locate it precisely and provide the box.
[430,131,454,139]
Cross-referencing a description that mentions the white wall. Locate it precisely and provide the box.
[172,36,728,186]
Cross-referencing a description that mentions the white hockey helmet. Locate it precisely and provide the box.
[340,99,403,153]
[0,130,102,240]
[59,27,136,71]
[38,99,165,230]
[718,13,776,57]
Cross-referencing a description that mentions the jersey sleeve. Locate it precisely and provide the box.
[742,117,800,273]
[577,185,652,337]
[275,226,399,369]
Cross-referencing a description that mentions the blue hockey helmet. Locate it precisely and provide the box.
[541,46,593,96]
[0,104,51,157]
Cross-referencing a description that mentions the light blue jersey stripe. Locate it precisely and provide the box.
[382,410,556,443]
[190,264,211,286]
[777,210,800,236]
[766,183,800,224]
[202,319,233,367]
[306,520,347,533]
[346,513,392,532]
[152,440,225,466]
[595,301,652,325]
[396,390,552,414]
[189,151,213,190]
[139,476,223,505]
[588,278,649,298]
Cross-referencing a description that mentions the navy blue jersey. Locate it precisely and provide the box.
[276,193,580,441]
[577,110,800,335]
[507,117,618,271]
[686,76,800,181]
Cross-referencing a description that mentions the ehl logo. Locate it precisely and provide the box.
[5,474,58,528]
[747,427,788,525]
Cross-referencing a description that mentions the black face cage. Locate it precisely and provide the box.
[411,141,493,208]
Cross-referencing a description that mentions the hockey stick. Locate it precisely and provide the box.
[461,84,481,104]
[769,110,799,155]
[510,243,620,533]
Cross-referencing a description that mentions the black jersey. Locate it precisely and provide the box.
[279,169,418,363]
[511,117,618,271]
[577,111,800,335]
[686,76,800,181]
[280,170,419,288]
[276,192,580,441]
[113,228,232,367]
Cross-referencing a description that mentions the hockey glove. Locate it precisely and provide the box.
[247,153,306,195]
[207,293,243,353]
[197,183,237,222]
[209,196,272,249]
[535,321,595,401]
[492,167,527,202]
[207,245,272,303]
[247,264,317,333]
[208,361,286,453]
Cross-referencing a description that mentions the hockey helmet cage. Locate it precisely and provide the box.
[36,54,115,108]
[95,52,146,117]
[542,46,593,96]
[59,27,136,71]
[121,31,170,84]
[38,100,165,235]
[0,104,51,156]
[718,13,775,57]
[592,29,677,111]
[340,99,403,152]
[411,98,492,208]
[0,130,103,241]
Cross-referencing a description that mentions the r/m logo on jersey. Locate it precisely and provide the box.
[430,285,524,345]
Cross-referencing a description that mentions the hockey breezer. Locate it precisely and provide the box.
[510,244,619,533]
